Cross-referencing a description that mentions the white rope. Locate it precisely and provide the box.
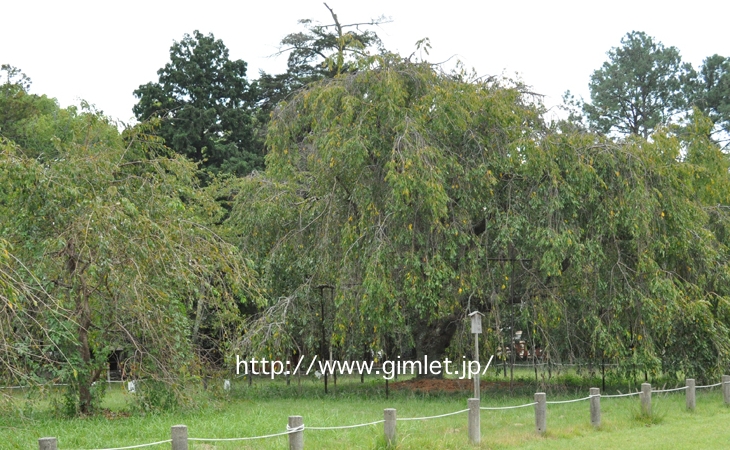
[308,420,385,430]
[187,424,305,442]
[88,440,171,450]
[602,391,642,398]
[189,431,295,442]
[652,386,687,393]
[546,395,595,404]
[480,402,538,410]
[397,409,469,421]
[697,382,722,389]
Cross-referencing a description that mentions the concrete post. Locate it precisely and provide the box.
[589,387,601,428]
[474,333,480,399]
[468,398,480,444]
[686,378,695,410]
[38,438,57,450]
[384,408,396,447]
[641,383,652,417]
[288,415,304,450]
[535,392,546,434]
[171,425,188,450]
[723,375,730,405]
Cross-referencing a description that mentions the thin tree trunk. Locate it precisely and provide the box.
[77,277,93,414]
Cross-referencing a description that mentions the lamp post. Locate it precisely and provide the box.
[469,311,484,398]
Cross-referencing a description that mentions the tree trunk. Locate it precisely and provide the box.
[76,274,101,415]
[413,315,458,379]
[77,283,93,415]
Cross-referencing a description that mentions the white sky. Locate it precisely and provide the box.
[3,0,729,124]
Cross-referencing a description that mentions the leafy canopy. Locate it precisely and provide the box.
[230,52,730,381]
[694,54,730,144]
[255,4,388,118]
[133,31,263,177]
[1,96,260,414]
[577,31,694,139]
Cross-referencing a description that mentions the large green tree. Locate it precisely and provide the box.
[133,31,263,177]
[1,99,260,414]
[694,54,730,144]
[255,5,387,119]
[578,31,694,139]
[229,54,730,383]
[228,55,546,366]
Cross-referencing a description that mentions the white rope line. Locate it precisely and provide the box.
[652,386,687,393]
[308,420,385,430]
[39,377,730,448]
[697,382,723,389]
[88,440,171,450]
[397,408,469,421]
[546,395,595,404]
[188,426,303,442]
[480,402,538,410]
[602,391,642,398]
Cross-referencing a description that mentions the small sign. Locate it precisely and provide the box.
[469,311,484,334]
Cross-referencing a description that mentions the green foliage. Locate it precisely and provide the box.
[255,5,387,120]
[229,50,730,380]
[694,54,730,143]
[133,31,263,177]
[229,55,545,362]
[0,65,59,155]
[0,97,261,414]
[131,380,179,414]
[579,31,694,138]
[279,5,385,80]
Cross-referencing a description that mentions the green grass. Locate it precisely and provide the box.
[2,373,730,449]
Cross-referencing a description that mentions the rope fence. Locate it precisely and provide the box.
[602,391,642,398]
[395,408,469,421]
[35,376,730,449]
[80,440,171,450]
[480,401,537,410]
[306,420,385,430]
[546,395,595,404]
[652,386,688,393]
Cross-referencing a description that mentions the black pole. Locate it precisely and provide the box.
[318,286,328,394]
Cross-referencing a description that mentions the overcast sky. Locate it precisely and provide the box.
[3,0,729,124]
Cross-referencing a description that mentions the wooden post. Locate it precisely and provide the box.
[723,375,730,405]
[38,437,57,450]
[384,408,396,447]
[589,387,601,428]
[288,415,304,450]
[468,398,480,444]
[686,378,695,410]
[535,392,546,434]
[641,383,652,417]
[171,425,188,450]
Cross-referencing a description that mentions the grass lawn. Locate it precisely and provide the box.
[2,372,730,449]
